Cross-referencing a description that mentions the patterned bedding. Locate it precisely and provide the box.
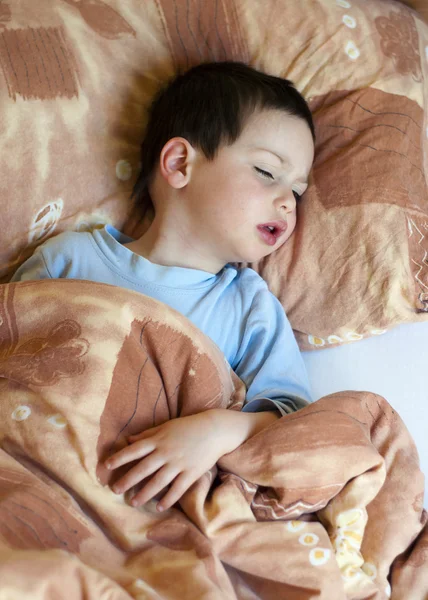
[0,0,427,350]
[0,279,426,598]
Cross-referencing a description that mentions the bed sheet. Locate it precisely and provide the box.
[303,321,428,507]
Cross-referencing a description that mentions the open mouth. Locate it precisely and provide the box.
[257,221,287,246]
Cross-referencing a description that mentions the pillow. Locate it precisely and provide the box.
[0,0,427,351]
[0,0,172,280]
[401,0,428,23]
[238,0,428,349]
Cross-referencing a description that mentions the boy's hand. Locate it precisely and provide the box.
[105,411,243,511]
[105,408,279,512]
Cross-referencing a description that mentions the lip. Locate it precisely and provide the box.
[257,220,288,246]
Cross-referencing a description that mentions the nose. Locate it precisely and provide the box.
[275,191,296,214]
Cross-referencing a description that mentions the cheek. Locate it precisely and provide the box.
[275,212,297,249]
[198,169,242,209]
[284,212,297,240]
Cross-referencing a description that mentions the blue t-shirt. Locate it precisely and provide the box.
[12,225,312,415]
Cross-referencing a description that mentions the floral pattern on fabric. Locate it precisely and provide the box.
[0,1,11,29]
[375,9,422,81]
[0,280,426,598]
[0,319,89,386]
[60,0,136,39]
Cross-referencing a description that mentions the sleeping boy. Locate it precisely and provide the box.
[12,61,316,512]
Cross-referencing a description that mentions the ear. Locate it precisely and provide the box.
[159,137,196,189]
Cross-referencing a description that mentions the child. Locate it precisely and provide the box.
[12,62,315,512]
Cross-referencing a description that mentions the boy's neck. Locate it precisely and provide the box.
[124,214,226,274]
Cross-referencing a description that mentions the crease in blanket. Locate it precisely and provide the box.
[0,279,427,599]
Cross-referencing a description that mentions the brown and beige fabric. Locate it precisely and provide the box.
[1,2,427,597]
[240,0,428,349]
[0,0,428,350]
[0,279,427,598]
[402,0,428,23]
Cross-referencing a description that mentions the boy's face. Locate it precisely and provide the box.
[184,108,314,265]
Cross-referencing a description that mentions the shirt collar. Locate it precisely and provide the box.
[93,225,224,288]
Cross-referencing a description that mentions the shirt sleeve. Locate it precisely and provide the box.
[10,246,53,282]
[233,286,313,416]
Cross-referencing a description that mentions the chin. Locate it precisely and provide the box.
[232,240,283,265]
[234,251,268,266]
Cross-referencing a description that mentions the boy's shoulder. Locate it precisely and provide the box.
[38,229,93,254]
[224,266,283,319]
[34,229,96,274]
[229,265,269,295]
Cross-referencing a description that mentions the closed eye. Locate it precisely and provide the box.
[293,190,302,202]
[254,166,274,180]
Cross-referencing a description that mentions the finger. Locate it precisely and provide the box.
[127,427,159,443]
[130,465,179,508]
[156,472,196,512]
[112,453,165,495]
[105,438,156,470]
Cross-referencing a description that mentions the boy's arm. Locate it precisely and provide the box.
[10,245,53,282]
[105,407,278,512]
[210,407,279,441]
[105,286,310,512]
[233,287,312,416]
[11,230,82,282]
[106,285,309,512]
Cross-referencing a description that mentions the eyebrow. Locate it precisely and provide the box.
[254,147,309,184]
[254,146,287,164]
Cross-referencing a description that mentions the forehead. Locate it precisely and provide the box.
[237,108,314,169]
[243,108,308,131]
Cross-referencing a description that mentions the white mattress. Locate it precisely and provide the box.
[302,320,428,507]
